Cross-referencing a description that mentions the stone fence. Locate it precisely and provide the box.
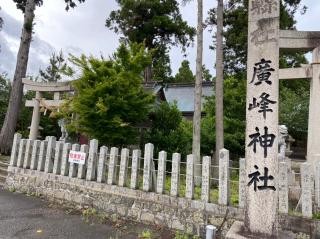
[4,133,319,235]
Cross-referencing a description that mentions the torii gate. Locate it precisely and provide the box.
[22,78,73,140]
[278,31,320,165]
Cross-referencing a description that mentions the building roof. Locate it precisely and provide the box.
[163,82,214,112]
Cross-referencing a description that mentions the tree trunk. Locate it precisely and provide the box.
[192,0,203,186]
[0,0,36,154]
[144,65,152,82]
[214,0,224,177]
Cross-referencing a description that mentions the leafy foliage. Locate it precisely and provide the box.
[0,75,11,127]
[148,102,192,158]
[106,0,195,81]
[202,76,246,156]
[207,0,307,74]
[38,51,73,82]
[63,43,154,146]
[174,60,194,83]
[12,0,85,12]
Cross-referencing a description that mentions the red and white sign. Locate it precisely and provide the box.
[68,150,86,165]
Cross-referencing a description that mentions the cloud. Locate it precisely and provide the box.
[0,10,56,79]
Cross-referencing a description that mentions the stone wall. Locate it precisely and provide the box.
[5,166,242,235]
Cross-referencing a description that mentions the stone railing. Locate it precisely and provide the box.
[4,133,318,234]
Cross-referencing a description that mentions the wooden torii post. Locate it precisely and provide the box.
[22,78,73,140]
[278,31,320,165]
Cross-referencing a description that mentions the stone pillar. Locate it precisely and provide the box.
[30,140,41,170]
[37,140,48,171]
[156,151,167,194]
[130,149,141,189]
[142,143,154,192]
[219,149,230,205]
[60,143,71,176]
[69,144,80,178]
[96,146,107,182]
[29,91,41,140]
[185,154,194,199]
[107,147,119,185]
[53,141,63,175]
[86,139,98,181]
[315,158,320,207]
[23,139,34,169]
[301,162,313,218]
[307,47,320,168]
[44,136,56,173]
[78,144,89,179]
[10,133,22,166]
[118,148,129,187]
[201,156,211,202]
[171,153,181,197]
[239,158,246,208]
[16,139,27,168]
[245,0,280,235]
[278,161,288,214]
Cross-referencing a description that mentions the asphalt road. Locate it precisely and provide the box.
[0,188,147,239]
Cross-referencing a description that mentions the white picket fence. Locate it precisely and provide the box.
[8,133,316,218]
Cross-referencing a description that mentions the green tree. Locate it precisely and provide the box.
[38,51,73,82]
[0,75,11,127]
[202,76,246,156]
[106,0,195,82]
[207,0,307,74]
[64,43,154,146]
[148,102,192,158]
[174,60,194,83]
[0,0,85,154]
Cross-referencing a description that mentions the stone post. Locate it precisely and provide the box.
[278,161,288,214]
[23,139,34,169]
[301,162,313,218]
[156,151,167,194]
[9,133,22,167]
[218,149,230,205]
[315,158,320,207]
[16,139,27,168]
[53,141,63,175]
[201,156,211,202]
[44,136,56,173]
[30,140,41,170]
[96,146,107,182]
[142,143,154,192]
[29,91,41,140]
[37,140,48,171]
[78,144,89,179]
[130,149,141,189]
[185,154,194,199]
[86,139,98,181]
[118,148,129,187]
[60,143,71,176]
[239,158,246,208]
[245,0,280,235]
[170,153,181,197]
[69,144,80,178]
[307,47,320,169]
[107,147,119,185]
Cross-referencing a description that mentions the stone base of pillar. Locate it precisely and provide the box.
[226,221,295,239]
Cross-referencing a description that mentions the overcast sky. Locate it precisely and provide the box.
[0,0,319,80]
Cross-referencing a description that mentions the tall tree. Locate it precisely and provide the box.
[215,0,224,170]
[0,7,3,52]
[207,0,307,74]
[0,0,85,154]
[38,51,73,83]
[106,0,195,82]
[174,60,194,83]
[192,0,203,185]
